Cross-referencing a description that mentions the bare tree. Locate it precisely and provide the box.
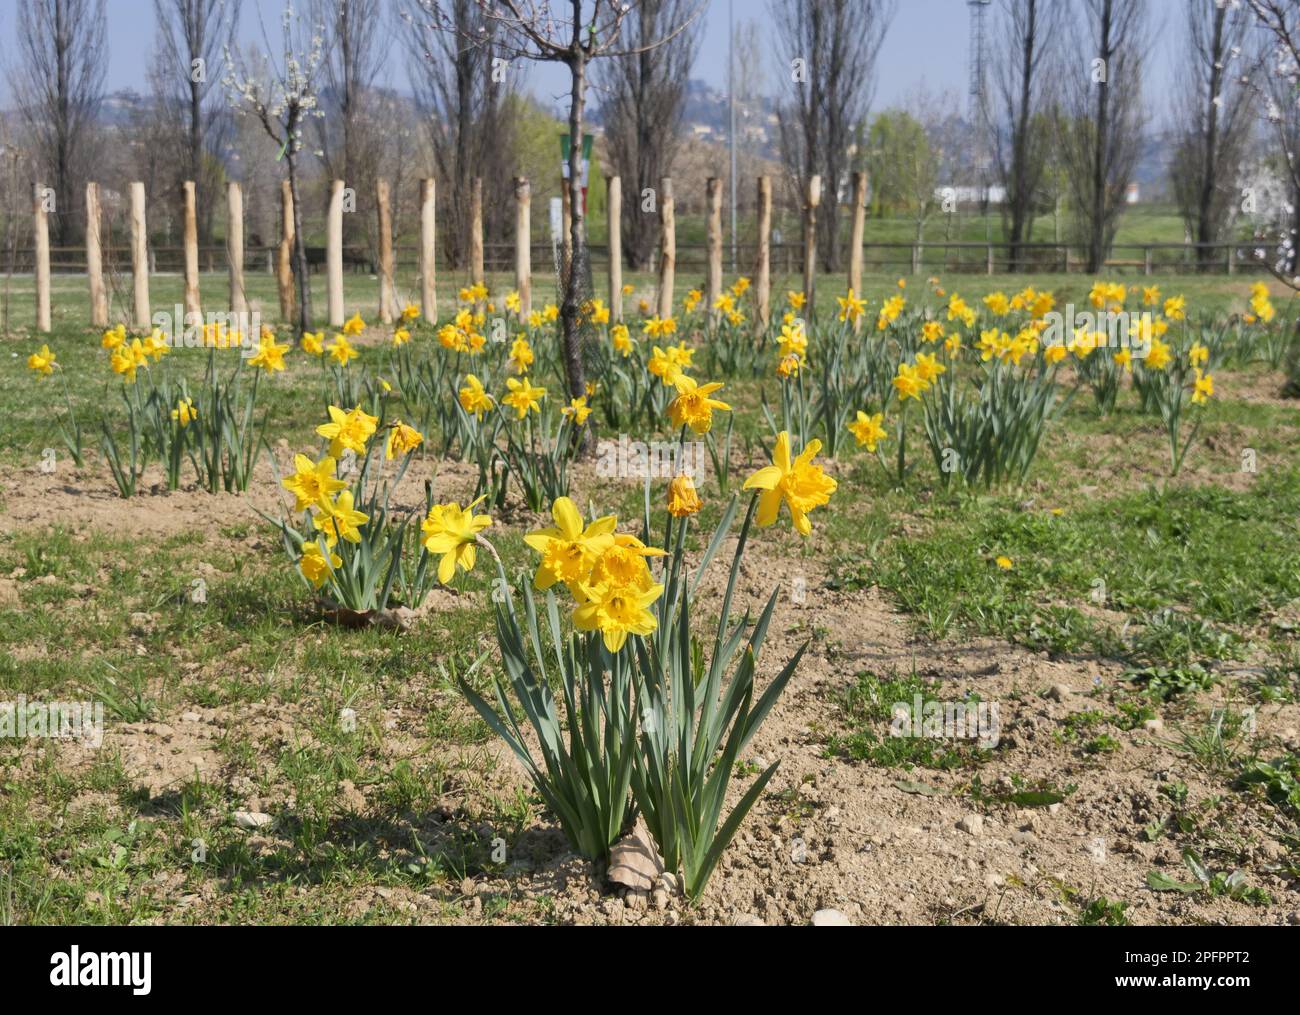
[1170,0,1256,269]
[1057,0,1149,273]
[988,0,1060,271]
[593,0,701,271]
[312,0,382,251]
[772,0,895,273]
[9,0,108,247]
[401,0,515,270]
[1246,0,1300,281]
[437,1,702,405]
[224,2,328,336]
[153,0,242,245]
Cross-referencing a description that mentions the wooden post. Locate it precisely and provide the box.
[376,178,396,323]
[657,176,675,320]
[1227,244,1236,276]
[756,175,772,330]
[183,180,201,322]
[33,184,51,333]
[986,243,995,276]
[607,175,623,323]
[706,177,723,322]
[802,175,821,314]
[227,182,246,317]
[327,179,344,327]
[278,180,295,323]
[85,182,107,328]
[470,177,484,288]
[130,181,150,329]
[848,171,866,329]
[514,177,531,317]
[420,178,437,321]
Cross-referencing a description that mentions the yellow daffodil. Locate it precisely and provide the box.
[847,411,887,452]
[503,376,546,418]
[314,489,369,546]
[508,335,534,374]
[561,397,592,426]
[422,497,493,583]
[572,580,664,653]
[171,398,198,427]
[299,542,342,588]
[893,362,926,401]
[743,431,837,537]
[343,312,366,336]
[667,376,731,434]
[1192,368,1214,404]
[459,374,494,417]
[301,331,325,355]
[316,404,378,457]
[27,344,56,376]
[524,496,617,593]
[249,332,289,372]
[282,454,347,512]
[611,323,633,356]
[327,333,358,366]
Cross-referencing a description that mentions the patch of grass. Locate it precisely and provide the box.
[823,670,994,771]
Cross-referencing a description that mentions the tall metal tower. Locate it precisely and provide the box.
[967,0,992,124]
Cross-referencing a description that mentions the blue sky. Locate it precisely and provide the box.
[0,0,1177,116]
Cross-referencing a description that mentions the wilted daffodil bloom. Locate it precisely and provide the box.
[667,473,703,517]
[422,497,494,584]
[743,431,837,537]
[385,420,424,459]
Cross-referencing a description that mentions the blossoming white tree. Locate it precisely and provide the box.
[223,1,327,337]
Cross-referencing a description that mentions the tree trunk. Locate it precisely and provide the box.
[560,49,588,402]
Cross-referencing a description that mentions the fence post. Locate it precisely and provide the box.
[470,177,484,288]
[33,183,51,333]
[514,176,531,318]
[183,180,201,322]
[607,175,623,323]
[802,175,821,314]
[756,175,772,330]
[228,181,246,317]
[278,180,295,325]
[85,182,108,328]
[327,179,345,327]
[420,178,437,322]
[376,178,396,323]
[1227,244,1236,276]
[657,176,675,320]
[986,243,994,276]
[1144,247,1152,276]
[130,182,150,329]
[848,171,866,331]
[706,177,723,323]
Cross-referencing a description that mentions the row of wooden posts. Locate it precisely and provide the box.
[30,170,865,334]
